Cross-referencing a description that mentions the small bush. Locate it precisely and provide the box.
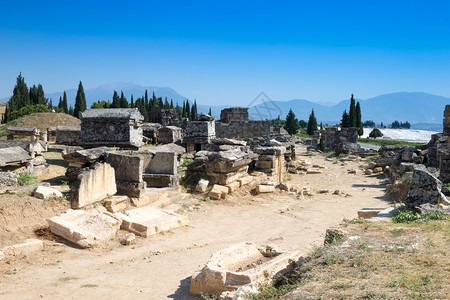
[392,210,421,223]
[181,159,194,168]
[16,172,37,186]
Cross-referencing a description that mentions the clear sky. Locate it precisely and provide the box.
[1,0,450,106]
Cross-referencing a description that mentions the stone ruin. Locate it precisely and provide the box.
[0,140,48,176]
[184,114,216,152]
[79,108,144,149]
[55,125,81,146]
[141,123,162,144]
[318,127,359,153]
[158,126,183,144]
[220,107,249,123]
[148,107,180,126]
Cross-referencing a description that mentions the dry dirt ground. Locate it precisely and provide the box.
[0,145,392,299]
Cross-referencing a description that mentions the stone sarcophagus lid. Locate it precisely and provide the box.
[80,108,144,149]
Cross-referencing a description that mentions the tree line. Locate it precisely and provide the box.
[2,73,207,123]
[283,94,362,136]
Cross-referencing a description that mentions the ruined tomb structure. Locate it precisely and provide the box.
[148,107,180,126]
[183,115,216,153]
[80,108,144,149]
[319,127,358,152]
[254,146,286,183]
[158,126,183,144]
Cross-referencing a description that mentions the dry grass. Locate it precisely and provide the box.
[272,220,450,300]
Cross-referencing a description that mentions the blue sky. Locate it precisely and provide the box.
[1,0,450,105]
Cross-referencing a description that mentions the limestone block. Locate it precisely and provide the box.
[190,242,302,296]
[103,195,128,213]
[208,184,229,200]
[373,167,383,173]
[119,233,136,245]
[69,162,117,209]
[0,171,18,193]
[226,181,241,193]
[106,152,143,183]
[195,178,209,193]
[47,210,121,248]
[31,155,46,166]
[238,176,254,186]
[256,159,274,169]
[357,209,383,219]
[0,146,32,167]
[255,185,275,194]
[306,169,322,174]
[207,166,248,185]
[116,206,189,237]
[62,146,108,164]
[33,186,63,200]
[365,169,373,175]
[147,152,177,175]
[1,239,43,257]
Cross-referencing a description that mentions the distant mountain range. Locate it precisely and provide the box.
[1,83,448,131]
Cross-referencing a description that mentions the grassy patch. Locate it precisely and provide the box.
[358,138,423,147]
[257,220,450,299]
[16,172,37,186]
[59,276,79,282]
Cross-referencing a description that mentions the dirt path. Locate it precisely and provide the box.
[0,146,392,299]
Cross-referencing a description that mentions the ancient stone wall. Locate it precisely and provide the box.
[55,126,81,146]
[215,121,272,139]
[220,107,248,123]
[148,107,179,126]
[319,127,358,152]
[158,126,183,144]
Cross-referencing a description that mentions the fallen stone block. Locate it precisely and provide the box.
[255,185,275,194]
[208,184,229,200]
[103,195,128,213]
[226,181,241,193]
[117,206,189,237]
[306,169,322,174]
[195,178,209,193]
[47,209,121,248]
[357,208,385,219]
[190,242,302,296]
[69,162,117,209]
[33,186,63,200]
[62,146,108,164]
[1,239,43,257]
[119,233,136,245]
[238,175,254,186]
[0,171,18,193]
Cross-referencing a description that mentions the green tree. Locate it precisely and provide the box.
[191,100,198,120]
[119,91,128,108]
[349,94,356,127]
[130,95,134,108]
[298,120,307,128]
[62,91,69,113]
[4,73,30,122]
[185,100,190,120]
[74,81,87,118]
[111,91,120,108]
[69,105,74,116]
[356,101,363,136]
[208,107,212,116]
[306,109,318,135]
[369,128,383,139]
[284,108,299,135]
[341,110,350,127]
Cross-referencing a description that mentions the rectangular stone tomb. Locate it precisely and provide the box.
[47,209,121,248]
[0,146,32,167]
[116,206,189,237]
[190,242,302,296]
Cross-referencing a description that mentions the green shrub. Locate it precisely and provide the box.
[181,159,194,168]
[16,172,37,186]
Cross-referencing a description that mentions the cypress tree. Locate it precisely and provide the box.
[306,109,318,136]
[48,99,53,110]
[284,108,299,135]
[62,91,69,114]
[29,85,38,105]
[185,100,190,120]
[119,91,128,108]
[191,100,198,120]
[170,99,174,109]
[112,91,120,108]
[182,101,186,118]
[69,105,74,116]
[74,81,87,118]
[349,94,356,127]
[130,95,134,108]
[341,110,350,127]
[164,97,169,109]
[58,96,63,110]
[8,73,30,116]
[208,107,212,116]
[356,101,363,136]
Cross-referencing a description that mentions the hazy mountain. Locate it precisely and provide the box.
[247,92,449,127]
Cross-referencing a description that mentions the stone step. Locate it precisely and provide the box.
[156,193,191,209]
[131,186,181,208]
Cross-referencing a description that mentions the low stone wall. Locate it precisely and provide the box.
[215,121,272,139]
[56,126,81,146]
